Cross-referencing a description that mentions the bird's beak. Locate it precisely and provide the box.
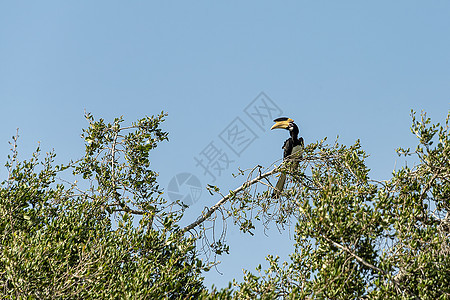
[271,118,294,130]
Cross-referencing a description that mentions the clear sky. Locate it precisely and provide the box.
[1,1,449,289]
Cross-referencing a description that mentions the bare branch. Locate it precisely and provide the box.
[182,166,280,233]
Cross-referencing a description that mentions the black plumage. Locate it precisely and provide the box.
[281,122,304,159]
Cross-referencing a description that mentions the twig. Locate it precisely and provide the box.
[182,166,280,233]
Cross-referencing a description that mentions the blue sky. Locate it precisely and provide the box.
[1,1,449,289]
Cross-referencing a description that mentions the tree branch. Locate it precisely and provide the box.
[322,235,417,299]
[182,166,280,233]
[322,235,384,274]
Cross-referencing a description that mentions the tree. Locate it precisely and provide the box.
[194,111,449,299]
[1,110,448,299]
[0,113,206,298]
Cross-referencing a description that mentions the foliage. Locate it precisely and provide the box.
[224,111,449,299]
[0,113,206,299]
[1,110,449,299]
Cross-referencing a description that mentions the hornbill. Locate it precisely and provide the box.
[271,117,304,198]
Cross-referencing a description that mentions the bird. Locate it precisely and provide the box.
[271,117,304,198]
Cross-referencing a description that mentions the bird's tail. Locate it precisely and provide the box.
[272,173,286,199]
[271,160,299,199]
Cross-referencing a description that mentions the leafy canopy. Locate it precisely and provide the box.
[1,110,449,299]
[227,111,449,299]
[0,112,206,299]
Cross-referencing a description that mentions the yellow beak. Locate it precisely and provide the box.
[271,118,294,130]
